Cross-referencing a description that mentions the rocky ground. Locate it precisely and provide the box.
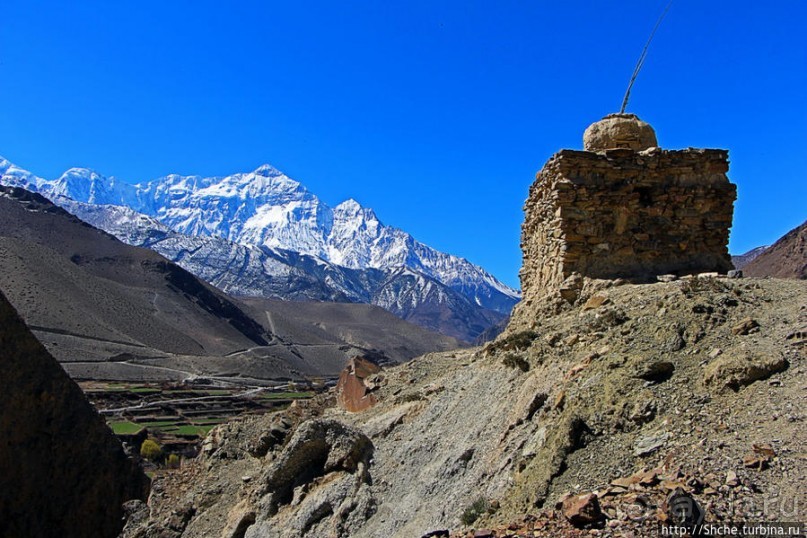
[121,276,806,538]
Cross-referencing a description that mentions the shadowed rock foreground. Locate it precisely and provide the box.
[0,290,149,538]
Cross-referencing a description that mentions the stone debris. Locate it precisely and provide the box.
[609,466,661,488]
[731,317,760,335]
[633,431,671,457]
[553,390,566,411]
[664,487,704,529]
[247,415,291,458]
[560,492,604,527]
[581,294,609,311]
[221,500,256,538]
[632,360,674,382]
[452,460,787,537]
[743,443,776,470]
[563,334,580,346]
[725,470,739,487]
[421,530,450,538]
[258,419,373,516]
[785,328,807,346]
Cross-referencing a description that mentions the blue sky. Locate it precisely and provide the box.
[1,1,804,288]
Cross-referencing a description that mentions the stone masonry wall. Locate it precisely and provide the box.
[518,147,736,310]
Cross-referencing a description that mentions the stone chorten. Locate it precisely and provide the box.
[583,113,658,152]
[516,114,736,312]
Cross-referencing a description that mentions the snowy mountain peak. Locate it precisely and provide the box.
[0,156,521,315]
[0,156,41,186]
[335,198,362,211]
[334,198,378,220]
[253,164,283,177]
[184,166,307,200]
[58,167,104,181]
[51,167,126,205]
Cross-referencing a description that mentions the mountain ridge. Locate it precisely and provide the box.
[0,184,465,382]
[56,198,506,341]
[0,157,518,305]
[1,156,518,341]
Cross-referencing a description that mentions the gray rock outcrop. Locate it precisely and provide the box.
[247,419,375,538]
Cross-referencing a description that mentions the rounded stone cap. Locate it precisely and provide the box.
[583,113,658,152]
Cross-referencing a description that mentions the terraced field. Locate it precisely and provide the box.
[80,381,315,455]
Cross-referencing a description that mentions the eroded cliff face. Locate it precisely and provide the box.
[0,290,149,538]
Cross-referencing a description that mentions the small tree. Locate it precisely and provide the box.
[502,353,530,372]
[167,453,181,469]
[140,439,162,462]
[460,497,492,526]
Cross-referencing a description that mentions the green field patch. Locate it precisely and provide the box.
[193,389,231,396]
[139,420,182,428]
[128,387,161,394]
[161,389,232,397]
[258,391,313,400]
[96,383,161,394]
[109,421,145,435]
[169,424,214,436]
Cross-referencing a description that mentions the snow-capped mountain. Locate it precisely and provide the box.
[56,198,507,341]
[0,156,519,341]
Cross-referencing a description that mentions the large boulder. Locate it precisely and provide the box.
[248,419,375,538]
[703,351,788,391]
[0,290,149,538]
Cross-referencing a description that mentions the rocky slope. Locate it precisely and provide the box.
[0,289,149,538]
[120,275,806,537]
[742,220,806,279]
[0,157,519,341]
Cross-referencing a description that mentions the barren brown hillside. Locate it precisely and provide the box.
[743,220,807,279]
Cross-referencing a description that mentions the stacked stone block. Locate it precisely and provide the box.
[519,142,736,306]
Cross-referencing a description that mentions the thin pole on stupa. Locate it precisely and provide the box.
[620,0,674,114]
